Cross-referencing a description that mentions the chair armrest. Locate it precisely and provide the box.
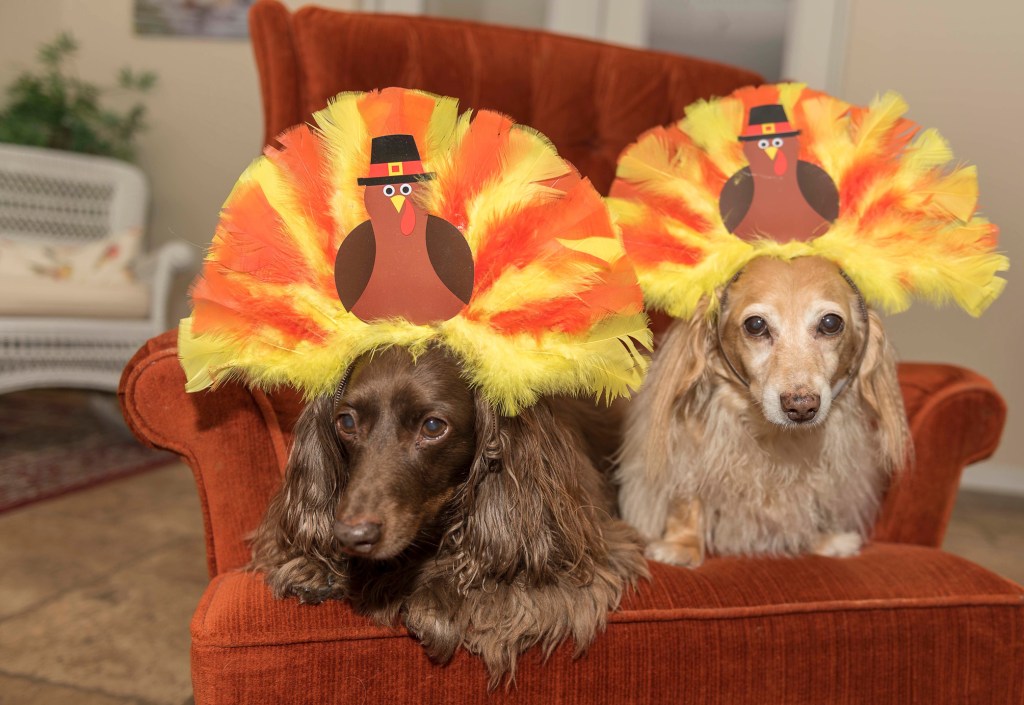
[118,330,294,577]
[134,241,196,331]
[873,363,1007,547]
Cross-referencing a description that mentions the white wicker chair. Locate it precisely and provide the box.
[0,143,195,395]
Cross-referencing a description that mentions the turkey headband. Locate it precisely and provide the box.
[178,88,650,415]
[608,82,1007,319]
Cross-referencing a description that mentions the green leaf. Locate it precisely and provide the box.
[1,32,157,162]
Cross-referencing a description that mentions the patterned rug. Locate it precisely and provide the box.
[0,389,177,513]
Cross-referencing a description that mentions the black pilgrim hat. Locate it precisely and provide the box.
[739,104,801,142]
[357,134,436,186]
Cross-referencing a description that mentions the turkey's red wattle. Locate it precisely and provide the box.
[400,201,415,235]
[774,150,788,176]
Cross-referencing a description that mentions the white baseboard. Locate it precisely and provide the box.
[959,461,1024,497]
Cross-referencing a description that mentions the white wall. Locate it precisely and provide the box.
[839,0,1024,491]
[427,0,546,28]
[648,0,787,80]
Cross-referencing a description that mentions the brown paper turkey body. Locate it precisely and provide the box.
[719,104,839,242]
[335,134,473,325]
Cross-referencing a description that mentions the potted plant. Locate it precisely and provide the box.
[0,32,157,161]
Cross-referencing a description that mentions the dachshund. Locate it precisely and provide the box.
[250,345,647,683]
[617,256,910,566]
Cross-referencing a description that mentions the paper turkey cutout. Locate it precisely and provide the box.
[719,104,839,242]
[334,134,474,325]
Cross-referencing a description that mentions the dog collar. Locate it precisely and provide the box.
[714,265,869,402]
[331,365,354,412]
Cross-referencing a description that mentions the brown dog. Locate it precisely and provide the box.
[250,345,646,683]
[617,256,910,566]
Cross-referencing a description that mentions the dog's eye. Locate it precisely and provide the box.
[743,316,768,337]
[818,314,845,336]
[336,413,357,435]
[421,417,448,439]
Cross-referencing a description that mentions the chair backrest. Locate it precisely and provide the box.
[249,0,762,193]
[0,143,147,246]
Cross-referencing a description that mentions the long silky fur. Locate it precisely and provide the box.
[408,395,647,686]
[249,394,349,603]
[617,301,910,556]
[250,379,646,687]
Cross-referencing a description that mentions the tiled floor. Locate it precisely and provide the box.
[0,464,206,705]
[0,463,1022,705]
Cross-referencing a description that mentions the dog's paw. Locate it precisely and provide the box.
[291,584,336,604]
[813,532,862,558]
[286,572,346,604]
[405,610,460,665]
[645,539,704,568]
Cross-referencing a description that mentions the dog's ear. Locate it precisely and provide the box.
[623,298,716,486]
[450,395,608,589]
[856,309,912,472]
[250,395,346,595]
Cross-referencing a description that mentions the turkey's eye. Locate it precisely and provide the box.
[743,316,769,337]
[420,417,448,440]
[399,183,412,196]
[757,138,770,149]
[818,314,845,336]
[383,185,396,197]
[336,412,357,435]
[771,137,784,148]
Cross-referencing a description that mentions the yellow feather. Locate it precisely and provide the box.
[776,82,807,119]
[314,92,371,237]
[468,260,601,317]
[916,166,979,222]
[245,159,333,278]
[853,91,908,154]
[440,314,650,415]
[802,94,853,178]
[467,128,571,242]
[902,128,953,171]
[424,93,461,159]
[683,96,746,176]
[555,236,624,262]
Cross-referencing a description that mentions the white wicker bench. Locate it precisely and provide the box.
[0,143,194,394]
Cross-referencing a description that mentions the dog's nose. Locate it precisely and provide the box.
[780,392,820,423]
[334,516,382,554]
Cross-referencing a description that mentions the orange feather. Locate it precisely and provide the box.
[266,125,337,262]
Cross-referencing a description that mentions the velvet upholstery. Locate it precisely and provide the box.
[118,2,1023,702]
[190,547,1022,704]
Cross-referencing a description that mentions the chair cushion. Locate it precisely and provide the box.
[0,228,142,285]
[0,275,150,318]
[191,543,1024,704]
[0,226,149,318]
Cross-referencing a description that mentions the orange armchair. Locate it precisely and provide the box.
[120,3,1024,703]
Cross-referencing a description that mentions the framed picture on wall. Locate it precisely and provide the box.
[134,0,254,38]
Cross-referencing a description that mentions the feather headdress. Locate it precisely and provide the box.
[608,83,1007,319]
[179,88,650,415]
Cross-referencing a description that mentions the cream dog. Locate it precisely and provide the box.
[617,255,911,566]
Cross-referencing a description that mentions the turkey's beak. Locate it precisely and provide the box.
[390,195,406,212]
[765,146,779,161]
